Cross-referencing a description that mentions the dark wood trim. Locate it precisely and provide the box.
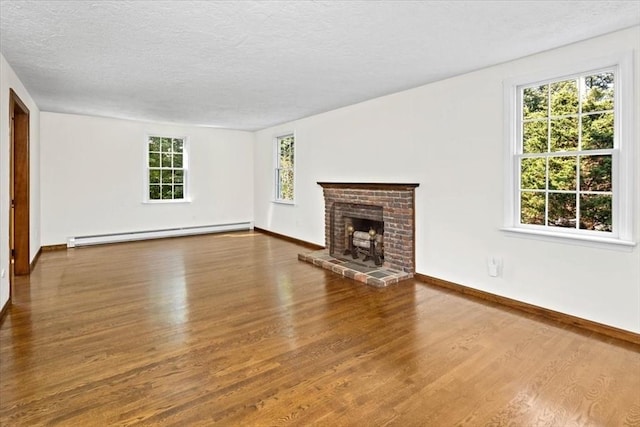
[0,296,10,326]
[30,246,42,271]
[254,227,325,250]
[317,182,419,191]
[415,273,640,345]
[42,244,68,252]
[9,88,29,112]
[9,88,30,276]
[29,245,66,271]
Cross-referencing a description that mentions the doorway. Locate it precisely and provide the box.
[9,89,30,288]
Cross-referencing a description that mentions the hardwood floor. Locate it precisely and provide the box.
[1,231,638,426]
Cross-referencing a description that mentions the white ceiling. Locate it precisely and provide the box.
[1,1,639,131]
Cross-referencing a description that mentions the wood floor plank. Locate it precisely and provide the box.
[1,231,638,426]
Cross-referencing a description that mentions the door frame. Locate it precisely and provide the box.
[9,88,30,283]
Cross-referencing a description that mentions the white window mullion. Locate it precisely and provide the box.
[544,157,549,226]
[576,154,581,230]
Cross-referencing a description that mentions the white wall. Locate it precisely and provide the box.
[41,113,253,245]
[254,27,640,333]
[0,53,41,310]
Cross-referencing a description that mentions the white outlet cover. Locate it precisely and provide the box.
[488,264,499,277]
[487,257,501,277]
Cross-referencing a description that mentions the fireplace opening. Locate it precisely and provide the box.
[344,217,384,266]
[330,203,384,268]
[347,217,384,236]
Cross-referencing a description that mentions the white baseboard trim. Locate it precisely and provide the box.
[67,222,254,248]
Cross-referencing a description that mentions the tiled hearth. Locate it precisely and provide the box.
[299,182,419,287]
[298,250,411,287]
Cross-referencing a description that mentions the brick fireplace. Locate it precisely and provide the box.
[299,182,419,286]
[310,182,418,282]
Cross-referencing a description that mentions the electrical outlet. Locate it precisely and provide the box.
[1,269,5,278]
[487,257,502,277]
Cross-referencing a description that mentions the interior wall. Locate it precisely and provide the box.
[254,27,640,333]
[40,113,254,245]
[0,53,41,310]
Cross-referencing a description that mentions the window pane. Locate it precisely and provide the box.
[550,79,578,116]
[548,156,576,191]
[523,85,548,119]
[516,70,618,236]
[149,185,161,200]
[149,152,160,167]
[550,117,578,151]
[161,169,172,184]
[521,158,545,190]
[174,185,184,199]
[279,136,294,165]
[276,135,294,201]
[148,135,187,202]
[149,169,160,184]
[548,193,576,228]
[580,194,612,232]
[582,112,613,150]
[149,137,161,152]
[520,192,545,225]
[161,185,173,199]
[161,138,172,152]
[172,138,184,153]
[523,120,548,153]
[161,153,172,168]
[580,155,612,192]
[582,73,614,113]
[278,168,294,200]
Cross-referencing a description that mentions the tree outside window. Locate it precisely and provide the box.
[519,72,614,233]
[148,136,186,201]
[275,134,294,202]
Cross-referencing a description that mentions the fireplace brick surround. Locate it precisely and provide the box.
[317,182,419,281]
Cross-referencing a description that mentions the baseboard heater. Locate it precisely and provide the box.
[67,222,253,248]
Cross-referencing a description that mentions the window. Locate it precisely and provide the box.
[504,53,634,246]
[275,133,295,202]
[147,135,187,201]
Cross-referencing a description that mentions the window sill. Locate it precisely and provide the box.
[143,199,192,205]
[500,227,636,251]
[272,200,295,206]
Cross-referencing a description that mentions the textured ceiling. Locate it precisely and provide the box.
[1,1,639,131]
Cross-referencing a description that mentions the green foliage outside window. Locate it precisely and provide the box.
[520,72,614,232]
[276,135,294,201]
[148,136,185,200]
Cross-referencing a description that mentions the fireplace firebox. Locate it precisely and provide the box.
[330,203,384,267]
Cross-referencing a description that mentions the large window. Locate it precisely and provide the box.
[147,135,187,201]
[520,72,615,231]
[505,54,634,246]
[275,133,295,202]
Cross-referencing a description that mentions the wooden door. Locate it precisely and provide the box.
[9,89,30,279]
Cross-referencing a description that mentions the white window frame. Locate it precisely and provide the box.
[502,52,635,249]
[273,132,295,204]
[143,134,190,204]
